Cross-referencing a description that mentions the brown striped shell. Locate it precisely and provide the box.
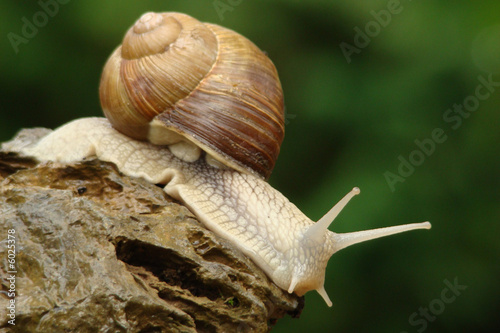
[99,12,284,179]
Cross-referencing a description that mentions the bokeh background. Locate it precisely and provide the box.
[1,0,499,332]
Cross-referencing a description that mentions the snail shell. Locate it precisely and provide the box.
[99,12,284,180]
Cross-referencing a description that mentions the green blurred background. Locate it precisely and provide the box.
[1,0,499,332]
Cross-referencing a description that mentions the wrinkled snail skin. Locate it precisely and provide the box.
[16,117,431,307]
[9,11,432,307]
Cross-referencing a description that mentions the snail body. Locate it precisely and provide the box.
[11,12,431,306]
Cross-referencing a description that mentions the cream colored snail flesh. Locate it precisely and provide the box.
[6,12,431,307]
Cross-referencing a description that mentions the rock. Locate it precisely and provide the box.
[0,129,303,333]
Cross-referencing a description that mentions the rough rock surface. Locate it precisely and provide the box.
[0,129,303,333]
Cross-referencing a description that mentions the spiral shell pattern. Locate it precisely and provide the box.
[99,12,284,179]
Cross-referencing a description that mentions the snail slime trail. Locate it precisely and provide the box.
[6,12,431,307]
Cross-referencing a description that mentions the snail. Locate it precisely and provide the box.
[9,12,431,307]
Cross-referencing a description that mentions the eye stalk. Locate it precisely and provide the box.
[299,187,431,307]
